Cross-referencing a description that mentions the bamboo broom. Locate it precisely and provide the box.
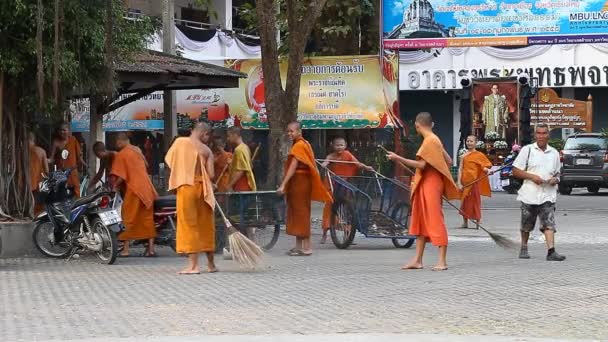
[378,145,518,250]
[215,202,264,269]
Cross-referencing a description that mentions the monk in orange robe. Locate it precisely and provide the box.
[29,132,49,216]
[458,135,492,229]
[212,137,232,192]
[226,127,256,192]
[111,133,158,257]
[277,122,332,256]
[386,112,459,271]
[89,141,117,193]
[320,137,373,243]
[165,122,217,274]
[50,123,85,198]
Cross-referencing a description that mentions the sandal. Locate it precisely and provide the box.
[118,253,130,258]
[289,250,312,257]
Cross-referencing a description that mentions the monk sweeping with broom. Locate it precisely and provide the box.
[385,112,460,271]
[277,122,332,256]
[165,122,218,274]
[457,135,493,229]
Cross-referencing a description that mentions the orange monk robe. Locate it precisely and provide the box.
[111,146,158,241]
[165,137,216,254]
[55,136,82,198]
[409,130,460,247]
[230,143,257,191]
[30,145,48,215]
[321,151,360,230]
[459,151,492,222]
[214,150,232,192]
[285,137,333,238]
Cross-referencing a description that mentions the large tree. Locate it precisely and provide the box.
[254,0,329,187]
[0,0,156,220]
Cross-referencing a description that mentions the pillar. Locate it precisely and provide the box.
[88,95,104,178]
[162,0,177,153]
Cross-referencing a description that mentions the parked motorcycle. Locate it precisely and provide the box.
[32,150,123,264]
[500,152,522,194]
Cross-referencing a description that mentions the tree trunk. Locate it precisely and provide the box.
[256,0,328,188]
[36,0,45,111]
[53,0,63,107]
[104,0,115,99]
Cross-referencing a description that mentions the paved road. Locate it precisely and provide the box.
[1,194,607,342]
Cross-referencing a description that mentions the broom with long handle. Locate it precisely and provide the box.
[378,145,518,250]
[215,201,264,269]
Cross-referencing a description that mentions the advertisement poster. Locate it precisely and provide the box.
[224,55,399,129]
[530,88,593,130]
[71,89,227,132]
[383,0,608,49]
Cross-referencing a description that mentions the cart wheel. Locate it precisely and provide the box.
[249,224,281,251]
[390,202,414,248]
[330,201,356,249]
[392,238,415,249]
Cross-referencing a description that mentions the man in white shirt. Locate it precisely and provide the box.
[512,123,566,261]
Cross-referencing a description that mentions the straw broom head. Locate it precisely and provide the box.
[216,204,264,269]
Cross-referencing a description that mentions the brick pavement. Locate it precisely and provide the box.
[1,195,607,341]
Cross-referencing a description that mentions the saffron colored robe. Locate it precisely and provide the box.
[409,130,459,247]
[165,137,216,253]
[285,137,332,238]
[229,143,257,191]
[321,151,360,231]
[459,150,492,221]
[111,145,158,241]
[55,136,82,198]
[30,145,48,215]
[214,150,232,192]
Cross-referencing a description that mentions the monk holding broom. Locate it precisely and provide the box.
[212,136,232,192]
[111,133,158,257]
[165,122,217,274]
[319,137,373,244]
[458,135,492,229]
[277,122,332,256]
[385,112,459,271]
[226,127,257,192]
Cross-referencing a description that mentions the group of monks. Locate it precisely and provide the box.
[28,114,495,273]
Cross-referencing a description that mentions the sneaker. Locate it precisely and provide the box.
[223,247,233,260]
[519,247,530,259]
[546,251,566,261]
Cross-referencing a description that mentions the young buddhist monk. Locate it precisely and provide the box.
[50,122,85,198]
[319,137,373,243]
[226,127,257,192]
[386,112,459,271]
[111,133,158,257]
[212,136,232,192]
[165,122,217,274]
[277,122,332,256]
[458,135,492,229]
[29,132,49,216]
[88,141,117,193]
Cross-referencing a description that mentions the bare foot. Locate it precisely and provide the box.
[207,264,218,273]
[320,234,327,244]
[431,265,448,271]
[401,262,423,270]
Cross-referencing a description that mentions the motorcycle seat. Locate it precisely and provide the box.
[154,195,176,210]
[70,191,110,210]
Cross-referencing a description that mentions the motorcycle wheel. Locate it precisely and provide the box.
[91,218,118,265]
[32,221,72,258]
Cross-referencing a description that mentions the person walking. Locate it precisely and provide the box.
[458,135,492,229]
[512,123,566,261]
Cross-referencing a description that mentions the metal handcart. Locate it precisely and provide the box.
[323,169,415,249]
[214,190,285,251]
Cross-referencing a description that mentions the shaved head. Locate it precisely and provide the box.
[192,122,212,144]
[227,126,241,136]
[288,121,302,131]
[116,132,129,142]
[193,122,211,133]
[93,141,106,153]
[415,112,433,127]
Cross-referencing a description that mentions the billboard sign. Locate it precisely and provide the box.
[383,0,608,49]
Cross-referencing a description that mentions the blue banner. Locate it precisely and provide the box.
[71,120,164,132]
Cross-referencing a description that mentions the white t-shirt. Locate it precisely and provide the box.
[512,143,561,205]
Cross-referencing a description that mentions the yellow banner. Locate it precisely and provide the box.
[224,55,398,129]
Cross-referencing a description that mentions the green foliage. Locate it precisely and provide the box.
[548,138,565,151]
[601,128,608,139]
[0,0,157,117]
